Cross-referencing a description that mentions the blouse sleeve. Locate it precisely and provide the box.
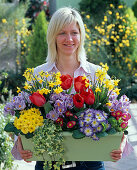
[11,136,22,160]
[122,136,133,158]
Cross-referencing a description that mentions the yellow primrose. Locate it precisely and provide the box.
[95,87,101,93]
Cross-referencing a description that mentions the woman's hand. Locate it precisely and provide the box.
[110,133,125,161]
[110,149,122,161]
[17,136,33,162]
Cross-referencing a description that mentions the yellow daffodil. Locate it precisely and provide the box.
[54,86,63,94]
[49,81,55,88]
[113,79,120,86]
[95,87,101,93]
[113,88,121,95]
[17,87,21,93]
[24,82,32,90]
[106,102,112,106]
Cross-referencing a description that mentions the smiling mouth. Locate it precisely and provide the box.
[64,44,74,47]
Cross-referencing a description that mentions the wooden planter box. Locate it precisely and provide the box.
[21,132,122,162]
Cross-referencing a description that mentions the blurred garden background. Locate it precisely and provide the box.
[0,0,137,169]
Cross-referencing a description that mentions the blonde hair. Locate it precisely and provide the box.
[46,7,86,64]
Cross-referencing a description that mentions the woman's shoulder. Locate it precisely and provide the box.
[34,63,51,75]
[86,61,101,73]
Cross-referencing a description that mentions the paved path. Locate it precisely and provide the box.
[12,103,137,170]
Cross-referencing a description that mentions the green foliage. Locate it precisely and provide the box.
[25,0,49,29]
[132,0,137,18]
[72,129,85,139]
[33,119,64,170]
[79,0,121,26]
[82,2,137,100]
[26,10,48,68]
[0,104,13,169]
[0,70,25,103]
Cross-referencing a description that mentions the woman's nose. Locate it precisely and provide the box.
[65,34,73,41]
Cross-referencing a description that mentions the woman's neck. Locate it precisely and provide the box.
[56,55,80,77]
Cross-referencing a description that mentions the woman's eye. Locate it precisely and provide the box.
[59,32,65,35]
[72,32,79,35]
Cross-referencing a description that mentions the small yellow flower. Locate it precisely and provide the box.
[95,87,101,93]
[17,87,21,93]
[113,79,120,86]
[106,103,112,106]
[49,81,55,88]
[118,5,123,9]
[110,4,114,8]
[113,88,121,95]
[135,73,137,76]
[92,40,96,45]
[24,82,32,90]
[108,11,112,15]
[86,15,90,19]
[2,19,7,23]
[54,86,63,94]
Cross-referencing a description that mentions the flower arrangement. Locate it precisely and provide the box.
[4,64,131,169]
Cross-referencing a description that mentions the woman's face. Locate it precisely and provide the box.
[56,22,80,57]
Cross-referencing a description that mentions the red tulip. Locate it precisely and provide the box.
[81,89,95,105]
[74,76,88,93]
[73,93,84,108]
[29,92,46,107]
[60,74,73,90]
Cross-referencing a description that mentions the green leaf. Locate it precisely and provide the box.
[96,132,108,138]
[44,101,53,114]
[25,133,34,139]
[4,122,15,132]
[101,122,107,132]
[107,128,117,135]
[108,117,117,127]
[15,110,20,118]
[72,129,85,139]
[14,128,21,136]
[67,84,73,94]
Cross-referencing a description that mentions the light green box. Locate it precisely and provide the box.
[56,0,81,10]
[21,132,122,161]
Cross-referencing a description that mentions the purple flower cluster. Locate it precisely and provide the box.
[47,92,73,121]
[4,92,31,116]
[79,109,111,140]
[108,92,130,113]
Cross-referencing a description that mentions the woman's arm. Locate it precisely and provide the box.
[11,136,32,162]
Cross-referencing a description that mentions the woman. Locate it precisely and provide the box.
[12,7,123,170]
